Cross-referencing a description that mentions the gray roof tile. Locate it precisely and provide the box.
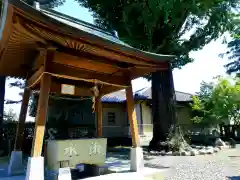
[102,90,126,103]
[37,8,174,61]
[40,9,131,47]
[102,87,193,103]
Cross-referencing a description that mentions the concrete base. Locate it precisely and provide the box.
[8,151,24,176]
[58,167,71,180]
[130,147,144,172]
[25,156,44,180]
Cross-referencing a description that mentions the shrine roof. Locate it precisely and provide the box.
[40,8,131,48]
[0,0,174,67]
[38,8,174,62]
[0,0,174,95]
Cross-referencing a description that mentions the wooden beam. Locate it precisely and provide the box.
[53,52,167,74]
[53,52,168,79]
[31,76,122,96]
[53,52,120,74]
[32,50,46,71]
[31,73,51,157]
[44,48,55,72]
[51,63,128,87]
[50,81,93,96]
[26,66,44,88]
[27,49,55,89]
[126,84,140,147]
[96,96,103,137]
[58,47,154,67]
[14,88,31,151]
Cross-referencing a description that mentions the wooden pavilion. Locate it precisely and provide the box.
[0,0,173,179]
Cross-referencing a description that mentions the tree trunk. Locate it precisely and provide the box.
[219,124,223,137]
[0,76,6,126]
[149,64,177,150]
[231,125,236,139]
[223,125,231,140]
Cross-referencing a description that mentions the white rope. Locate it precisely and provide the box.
[49,95,92,101]
[26,71,129,89]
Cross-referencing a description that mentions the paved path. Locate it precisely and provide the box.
[85,146,240,180]
[144,146,240,180]
[1,146,240,180]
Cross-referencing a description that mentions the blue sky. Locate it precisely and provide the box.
[4,0,229,121]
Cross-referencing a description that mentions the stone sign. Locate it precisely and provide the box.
[46,138,107,171]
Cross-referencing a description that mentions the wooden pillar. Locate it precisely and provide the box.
[126,85,140,147]
[14,88,31,151]
[31,74,51,157]
[96,96,103,137]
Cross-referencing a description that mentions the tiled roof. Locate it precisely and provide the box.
[102,87,193,103]
[40,9,131,47]
[37,8,174,62]
[102,90,126,103]
[135,87,193,102]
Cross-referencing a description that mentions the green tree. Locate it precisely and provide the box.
[75,0,239,148]
[192,76,240,126]
[224,36,240,75]
[222,14,240,75]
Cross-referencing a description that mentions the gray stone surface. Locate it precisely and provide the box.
[195,146,204,149]
[206,146,213,150]
[166,151,172,156]
[180,151,187,156]
[214,148,220,153]
[160,151,166,156]
[215,138,226,147]
[199,149,207,155]
[206,148,214,154]
[149,151,161,156]
[190,149,198,156]
[172,151,180,156]
[143,145,240,180]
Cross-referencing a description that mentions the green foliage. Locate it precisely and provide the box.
[221,13,240,74]
[75,0,239,68]
[191,76,240,126]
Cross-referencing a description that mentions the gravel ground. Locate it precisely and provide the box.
[144,145,240,180]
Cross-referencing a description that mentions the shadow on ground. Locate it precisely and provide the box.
[0,156,25,180]
[144,163,170,169]
[107,147,170,170]
[227,176,240,180]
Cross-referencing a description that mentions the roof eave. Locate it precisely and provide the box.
[8,0,173,64]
